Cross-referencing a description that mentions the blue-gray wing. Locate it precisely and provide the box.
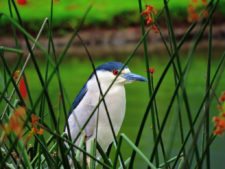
[64,84,87,131]
[65,72,100,140]
[70,84,87,113]
[65,82,97,140]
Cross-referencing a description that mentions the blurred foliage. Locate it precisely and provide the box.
[0,0,224,29]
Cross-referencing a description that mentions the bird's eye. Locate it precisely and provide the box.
[112,69,119,75]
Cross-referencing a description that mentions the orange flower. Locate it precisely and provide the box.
[141,5,155,16]
[149,67,155,75]
[13,70,28,99]
[23,114,44,144]
[151,25,159,33]
[213,117,225,135]
[201,0,207,6]
[33,127,44,135]
[23,116,44,144]
[31,114,40,124]
[219,92,225,102]
[141,4,159,33]
[17,0,27,5]
[214,128,224,135]
[2,106,26,138]
[146,16,153,25]
[142,9,150,16]
[187,5,199,22]
[187,0,208,22]
[30,114,44,135]
[213,91,225,136]
[1,108,44,145]
[187,5,196,14]
[146,5,154,12]
[190,12,199,22]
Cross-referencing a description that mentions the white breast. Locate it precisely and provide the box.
[96,85,126,151]
[86,72,126,152]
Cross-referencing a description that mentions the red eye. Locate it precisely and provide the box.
[112,69,118,75]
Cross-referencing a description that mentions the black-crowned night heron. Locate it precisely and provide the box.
[65,61,146,164]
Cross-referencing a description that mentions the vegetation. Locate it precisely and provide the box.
[0,0,225,27]
[0,0,225,169]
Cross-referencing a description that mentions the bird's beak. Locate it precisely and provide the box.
[122,72,147,82]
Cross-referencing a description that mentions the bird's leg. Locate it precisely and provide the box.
[86,137,98,168]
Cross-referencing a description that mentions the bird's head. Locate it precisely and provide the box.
[92,62,147,85]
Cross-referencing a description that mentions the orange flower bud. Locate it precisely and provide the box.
[192,0,198,3]
[146,5,154,12]
[201,0,207,6]
[149,67,155,74]
[219,92,225,102]
[31,114,40,125]
[17,0,27,5]
[30,114,44,136]
[141,10,150,16]
[142,4,157,26]
[146,16,153,25]
[151,25,159,33]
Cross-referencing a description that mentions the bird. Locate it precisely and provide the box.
[64,61,147,164]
